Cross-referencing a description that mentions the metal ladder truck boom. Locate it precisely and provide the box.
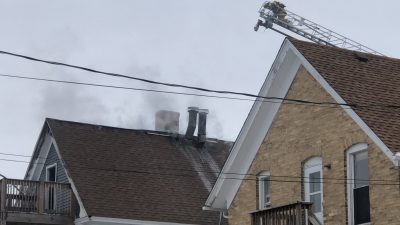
[254,1,383,56]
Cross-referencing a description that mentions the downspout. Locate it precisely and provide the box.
[218,211,222,225]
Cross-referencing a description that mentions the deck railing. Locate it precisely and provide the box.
[0,178,73,216]
[251,201,313,225]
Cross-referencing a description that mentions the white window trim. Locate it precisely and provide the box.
[304,157,323,224]
[45,163,58,210]
[258,171,271,209]
[46,163,57,182]
[346,143,370,225]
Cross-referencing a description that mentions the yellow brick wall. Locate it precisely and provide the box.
[228,66,400,225]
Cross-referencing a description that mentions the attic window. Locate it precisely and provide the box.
[46,164,57,182]
[354,53,369,62]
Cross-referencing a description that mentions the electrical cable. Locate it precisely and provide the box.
[0,153,397,182]
[1,50,400,110]
[2,73,400,114]
[0,73,264,103]
[0,50,278,99]
[1,157,398,185]
[0,73,358,110]
[0,152,35,158]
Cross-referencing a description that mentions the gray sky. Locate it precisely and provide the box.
[0,0,399,178]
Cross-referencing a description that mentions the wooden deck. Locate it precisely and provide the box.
[0,178,74,225]
[251,201,320,225]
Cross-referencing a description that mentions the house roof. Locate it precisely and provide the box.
[289,38,400,152]
[205,37,400,210]
[45,118,232,225]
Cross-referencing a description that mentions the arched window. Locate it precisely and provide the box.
[304,157,323,224]
[258,171,271,209]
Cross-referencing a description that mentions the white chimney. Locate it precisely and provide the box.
[185,107,199,139]
[197,109,209,143]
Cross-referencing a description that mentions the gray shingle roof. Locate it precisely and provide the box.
[46,118,231,224]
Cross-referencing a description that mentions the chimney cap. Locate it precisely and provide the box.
[198,109,209,114]
[188,106,199,111]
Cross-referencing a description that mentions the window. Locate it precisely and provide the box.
[46,164,57,210]
[304,157,323,224]
[347,144,370,225]
[258,171,271,209]
[46,165,56,182]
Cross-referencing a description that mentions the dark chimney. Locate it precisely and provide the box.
[155,110,180,133]
[185,107,199,139]
[197,109,209,143]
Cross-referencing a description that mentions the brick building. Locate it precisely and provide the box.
[204,38,400,225]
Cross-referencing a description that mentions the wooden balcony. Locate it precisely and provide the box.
[251,201,321,225]
[0,178,74,225]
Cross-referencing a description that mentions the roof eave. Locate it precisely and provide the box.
[204,38,399,211]
[204,38,301,210]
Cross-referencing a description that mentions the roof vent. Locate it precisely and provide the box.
[354,53,369,62]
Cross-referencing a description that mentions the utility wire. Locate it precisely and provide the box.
[0,73,261,102]
[0,73,355,110]
[0,50,275,99]
[0,158,36,164]
[0,149,397,183]
[2,50,400,110]
[41,164,400,186]
[2,73,400,114]
[1,157,398,185]
[0,152,35,158]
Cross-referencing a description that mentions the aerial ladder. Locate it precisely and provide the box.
[254,1,383,56]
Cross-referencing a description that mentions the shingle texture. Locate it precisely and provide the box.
[289,38,400,152]
[46,118,231,224]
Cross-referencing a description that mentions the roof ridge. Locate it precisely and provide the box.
[287,37,400,62]
[45,117,233,142]
[45,117,172,135]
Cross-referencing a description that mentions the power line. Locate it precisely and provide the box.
[0,73,356,109]
[0,158,36,164]
[1,50,400,110]
[0,152,34,158]
[0,133,397,184]
[0,73,258,102]
[44,164,400,186]
[1,157,398,185]
[0,50,276,99]
[2,73,400,114]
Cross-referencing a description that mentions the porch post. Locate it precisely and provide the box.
[295,202,302,225]
[37,181,45,214]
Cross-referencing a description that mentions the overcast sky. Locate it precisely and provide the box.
[0,0,399,178]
